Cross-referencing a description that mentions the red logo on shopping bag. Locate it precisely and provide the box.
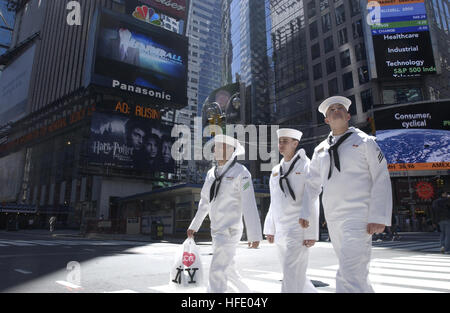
[182,252,196,267]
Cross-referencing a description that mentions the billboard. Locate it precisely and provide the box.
[88,9,188,109]
[374,101,450,171]
[368,0,437,79]
[126,0,188,21]
[88,112,175,173]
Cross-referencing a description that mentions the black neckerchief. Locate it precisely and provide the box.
[327,132,352,179]
[209,157,238,202]
[279,154,301,201]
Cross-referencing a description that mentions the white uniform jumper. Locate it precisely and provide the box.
[305,127,392,293]
[264,149,320,293]
[189,155,263,293]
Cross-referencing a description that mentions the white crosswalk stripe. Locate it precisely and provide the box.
[148,254,450,293]
[0,240,35,246]
[372,240,442,253]
[313,254,450,293]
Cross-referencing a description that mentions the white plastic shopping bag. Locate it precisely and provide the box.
[169,238,204,288]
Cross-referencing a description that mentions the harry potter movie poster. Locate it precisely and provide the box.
[88,112,175,173]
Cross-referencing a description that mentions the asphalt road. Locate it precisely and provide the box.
[0,231,449,293]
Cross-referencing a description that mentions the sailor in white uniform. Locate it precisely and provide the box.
[263,128,319,293]
[304,96,393,293]
[187,134,263,293]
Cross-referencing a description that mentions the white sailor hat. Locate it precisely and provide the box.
[213,134,245,156]
[277,128,303,141]
[318,96,352,117]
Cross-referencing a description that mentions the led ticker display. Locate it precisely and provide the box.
[368,0,437,79]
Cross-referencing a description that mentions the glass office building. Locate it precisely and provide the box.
[222,0,272,125]
[0,0,14,56]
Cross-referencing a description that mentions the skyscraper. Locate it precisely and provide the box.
[222,0,271,125]
[270,0,311,126]
[176,0,223,181]
[0,0,190,227]
[271,0,375,152]
[425,0,450,100]
[0,0,14,56]
[269,0,449,153]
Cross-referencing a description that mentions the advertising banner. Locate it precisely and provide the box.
[88,112,175,173]
[90,9,188,108]
[126,0,188,21]
[367,0,437,79]
[374,101,450,171]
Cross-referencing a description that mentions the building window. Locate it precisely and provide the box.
[340,49,351,68]
[320,0,329,11]
[355,42,367,61]
[324,36,334,53]
[328,78,339,96]
[358,66,370,85]
[313,63,323,80]
[322,12,332,33]
[307,1,316,18]
[335,4,346,25]
[343,71,354,90]
[361,89,373,112]
[352,20,364,39]
[337,28,348,46]
[310,20,319,40]
[311,42,321,60]
[326,56,336,74]
[315,84,324,101]
[349,0,361,16]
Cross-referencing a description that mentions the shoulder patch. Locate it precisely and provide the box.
[243,181,250,191]
[377,151,384,163]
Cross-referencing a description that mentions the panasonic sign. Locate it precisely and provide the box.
[112,80,172,101]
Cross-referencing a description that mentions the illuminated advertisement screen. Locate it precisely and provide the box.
[368,0,437,79]
[374,101,450,172]
[90,9,188,108]
[88,112,175,174]
[126,0,188,21]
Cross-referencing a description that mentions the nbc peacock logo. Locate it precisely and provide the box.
[132,5,161,26]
